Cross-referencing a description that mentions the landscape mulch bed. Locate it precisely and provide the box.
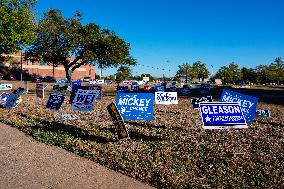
[0,82,283,188]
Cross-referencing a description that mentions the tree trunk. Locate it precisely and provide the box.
[99,64,102,79]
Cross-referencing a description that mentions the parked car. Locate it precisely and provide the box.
[43,76,55,82]
[81,77,91,82]
[32,77,43,83]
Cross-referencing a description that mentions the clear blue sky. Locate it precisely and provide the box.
[35,0,284,77]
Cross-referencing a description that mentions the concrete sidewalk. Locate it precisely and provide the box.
[0,123,154,189]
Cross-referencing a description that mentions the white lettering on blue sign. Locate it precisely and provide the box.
[116,93,154,120]
[199,102,247,129]
[220,89,258,123]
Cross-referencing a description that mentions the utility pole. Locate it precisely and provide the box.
[20,51,23,81]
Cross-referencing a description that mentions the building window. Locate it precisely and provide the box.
[40,60,46,66]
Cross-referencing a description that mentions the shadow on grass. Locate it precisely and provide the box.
[126,120,167,129]
[128,130,165,142]
[30,119,115,144]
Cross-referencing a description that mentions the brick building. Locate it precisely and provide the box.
[0,53,95,80]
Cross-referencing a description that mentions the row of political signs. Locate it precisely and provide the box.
[0,81,271,141]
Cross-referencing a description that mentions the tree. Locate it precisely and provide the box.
[116,65,132,81]
[255,64,270,84]
[270,57,284,85]
[175,63,192,83]
[0,0,36,55]
[25,9,136,81]
[241,67,257,83]
[215,66,231,84]
[228,62,242,84]
[192,61,209,81]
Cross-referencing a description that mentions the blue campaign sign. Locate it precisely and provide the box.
[0,92,10,106]
[255,109,270,117]
[71,80,81,88]
[116,92,154,120]
[154,85,165,92]
[56,78,68,84]
[220,89,258,123]
[199,102,247,129]
[117,86,128,92]
[46,94,65,110]
[131,85,140,92]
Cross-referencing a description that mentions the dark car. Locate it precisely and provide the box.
[32,77,43,83]
[43,76,55,82]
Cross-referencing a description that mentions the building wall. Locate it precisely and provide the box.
[1,53,95,80]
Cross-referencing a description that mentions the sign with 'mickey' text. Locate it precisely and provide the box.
[155,92,178,105]
[199,102,247,129]
[220,89,258,123]
[107,102,129,141]
[71,89,97,111]
[191,96,213,109]
[116,92,154,120]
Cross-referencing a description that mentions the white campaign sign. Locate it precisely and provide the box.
[155,92,178,105]
[0,84,12,90]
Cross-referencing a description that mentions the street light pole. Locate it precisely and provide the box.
[20,51,23,81]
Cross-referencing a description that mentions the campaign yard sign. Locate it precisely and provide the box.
[107,102,129,141]
[154,85,165,92]
[169,86,177,92]
[199,102,247,129]
[71,80,81,88]
[191,96,213,109]
[155,92,178,105]
[4,94,22,109]
[144,86,153,91]
[55,114,78,120]
[220,89,258,123]
[117,86,128,92]
[116,92,154,120]
[71,89,97,111]
[0,84,12,90]
[36,84,48,99]
[70,85,101,104]
[0,92,10,106]
[46,94,65,111]
[13,87,26,96]
[56,78,68,84]
[131,85,140,92]
[255,110,270,117]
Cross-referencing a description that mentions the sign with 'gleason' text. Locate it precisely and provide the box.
[220,89,258,123]
[155,92,178,105]
[116,92,154,120]
[199,102,247,129]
